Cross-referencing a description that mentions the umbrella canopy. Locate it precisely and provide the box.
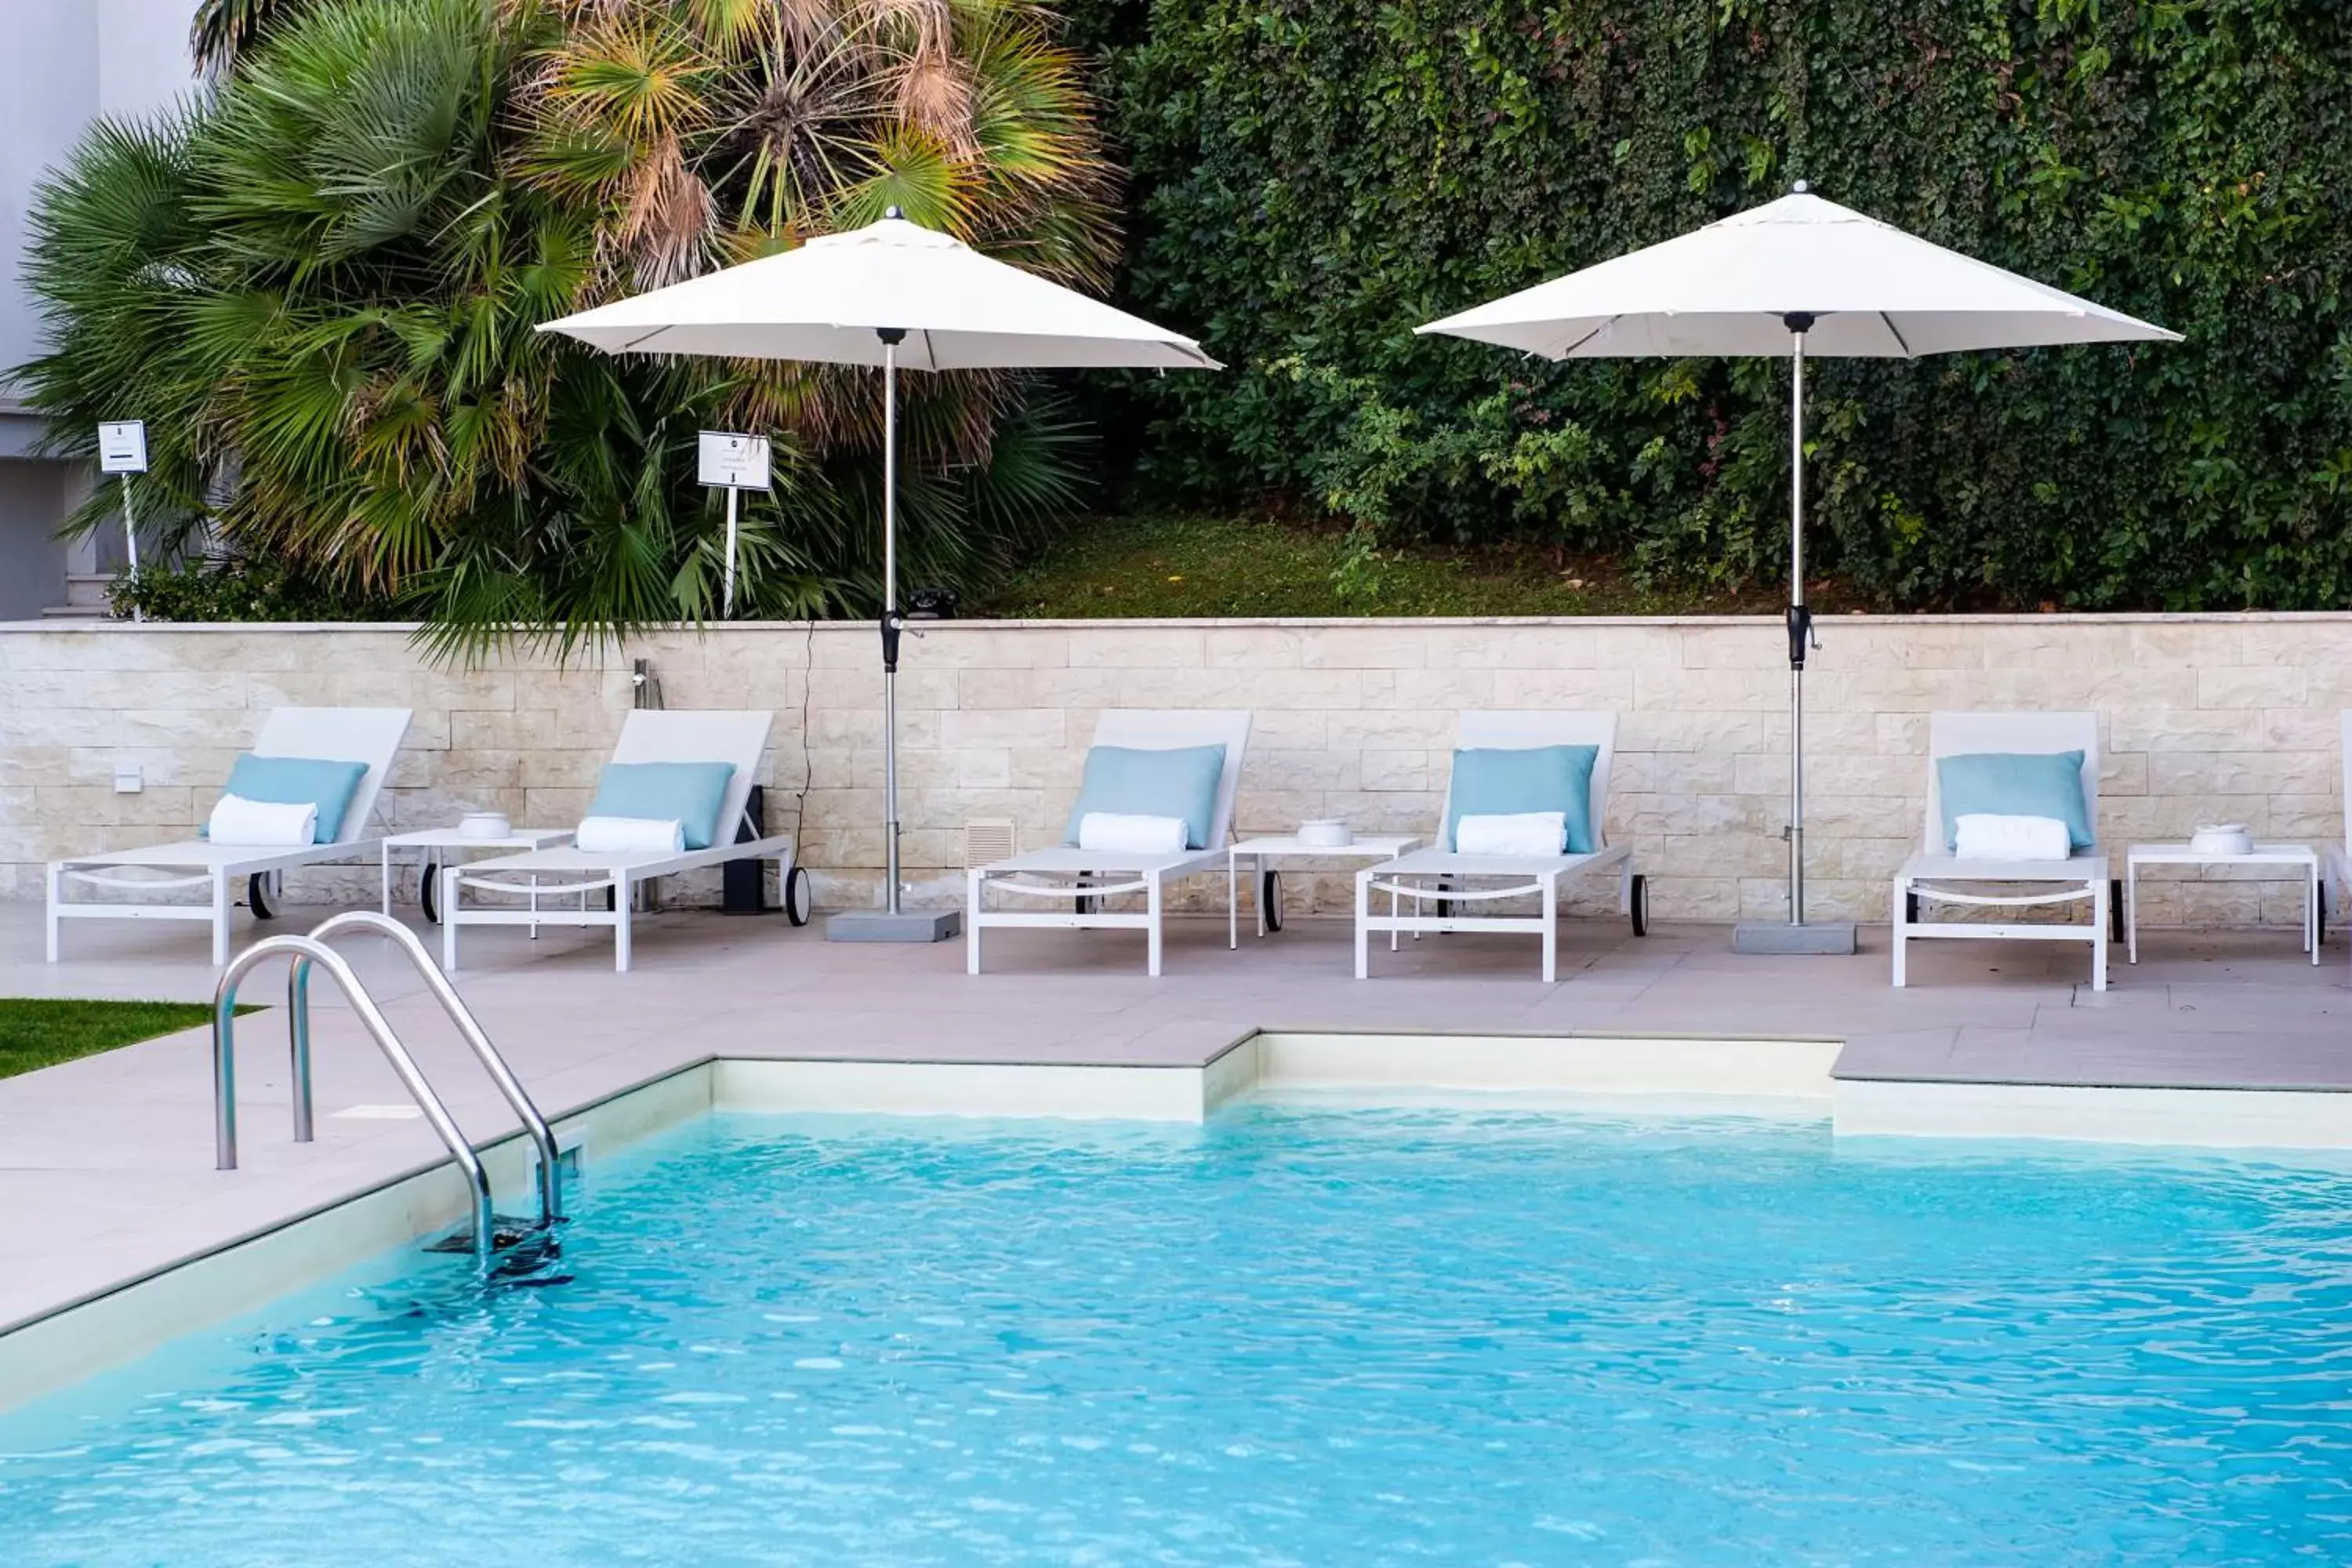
[540,216,1219,371]
[1418,191,2178,359]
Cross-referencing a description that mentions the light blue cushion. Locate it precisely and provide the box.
[213,753,369,844]
[1446,745,1600,854]
[1062,744,1227,851]
[588,761,736,851]
[1936,751,2093,851]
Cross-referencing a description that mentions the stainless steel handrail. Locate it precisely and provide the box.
[213,935,497,1266]
[292,911,562,1229]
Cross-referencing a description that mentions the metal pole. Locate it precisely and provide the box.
[721,484,739,619]
[1787,324,1809,927]
[881,334,902,916]
[288,956,314,1143]
[120,473,143,624]
[212,982,239,1171]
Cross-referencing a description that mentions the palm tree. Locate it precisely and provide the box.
[26,0,1115,654]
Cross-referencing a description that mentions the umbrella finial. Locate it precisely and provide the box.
[1791,180,1809,194]
[885,205,904,220]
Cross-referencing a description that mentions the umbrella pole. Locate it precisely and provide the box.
[880,331,904,916]
[1785,316,1815,928]
[826,324,957,942]
[1730,314,1848,955]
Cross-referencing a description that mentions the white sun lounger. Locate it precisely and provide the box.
[1354,710,1642,982]
[967,710,1251,977]
[46,706,413,967]
[1892,710,2110,991]
[441,709,804,973]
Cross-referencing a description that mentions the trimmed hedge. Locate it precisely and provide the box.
[1074,0,2352,609]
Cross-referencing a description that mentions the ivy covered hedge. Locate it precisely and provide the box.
[1070,0,2352,610]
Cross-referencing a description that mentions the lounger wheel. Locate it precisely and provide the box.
[783,866,812,927]
[418,860,442,924]
[1904,891,1920,926]
[1261,869,1283,933]
[245,870,281,921]
[2109,879,2125,942]
[1076,869,1097,917]
[1628,874,1649,937]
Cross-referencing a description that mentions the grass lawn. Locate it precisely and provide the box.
[0,998,237,1080]
[977,511,1806,619]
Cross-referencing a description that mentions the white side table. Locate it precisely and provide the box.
[2124,842,2319,964]
[1228,835,1420,947]
[381,827,572,924]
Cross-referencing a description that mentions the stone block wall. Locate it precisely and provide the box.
[3,614,2347,926]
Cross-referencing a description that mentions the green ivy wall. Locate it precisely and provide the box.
[1071,0,2352,610]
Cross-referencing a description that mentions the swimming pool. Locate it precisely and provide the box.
[4,1106,2348,1565]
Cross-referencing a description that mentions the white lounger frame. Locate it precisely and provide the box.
[1892,710,2109,992]
[966,710,1251,977]
[441,710,795,973]
[1354,710,1640,982]
[47,707,412,967]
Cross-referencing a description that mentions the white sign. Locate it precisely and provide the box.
[98,420,149,474]
[697,430,771,491]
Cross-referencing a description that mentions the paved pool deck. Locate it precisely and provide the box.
[2,898,2347,1339]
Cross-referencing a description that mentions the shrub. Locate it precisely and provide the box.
[1075,0,2352,610]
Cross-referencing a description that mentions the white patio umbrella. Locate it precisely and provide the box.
[1417,183,2178,953]
[543,212,1219,941]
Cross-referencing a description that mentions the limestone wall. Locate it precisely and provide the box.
[4,615,2347,925]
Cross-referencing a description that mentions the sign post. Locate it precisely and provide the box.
[97,421,149,622]
[696,431,772,619]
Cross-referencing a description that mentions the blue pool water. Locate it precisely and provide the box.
[4,1107,2350,1566]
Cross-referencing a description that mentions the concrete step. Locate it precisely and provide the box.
[42,572,116,618]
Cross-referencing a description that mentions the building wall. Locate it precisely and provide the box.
[4,614,2348,927]
[0,461,73,619]
[0,1,198,600]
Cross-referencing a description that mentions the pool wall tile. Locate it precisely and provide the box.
[1835,1078,2352,1151]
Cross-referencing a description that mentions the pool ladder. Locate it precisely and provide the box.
[211,910,564,1269]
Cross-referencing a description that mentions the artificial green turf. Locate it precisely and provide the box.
[0,998,230,1080]
[978,511,1796,620]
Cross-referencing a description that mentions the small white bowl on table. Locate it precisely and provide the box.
[1227,826,1421,946]
[2124,827,2320,964]
[380,821,574,925]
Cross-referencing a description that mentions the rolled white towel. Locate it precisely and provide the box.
[1455,811,1568,857]
[575,815,685,855]
[1075,812,1189,856]
[208,793,318,848]
[1953,813,2072,862]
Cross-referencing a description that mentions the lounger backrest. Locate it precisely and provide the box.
[1089,710,1253,848]
[612,709,773,845]
[250,706,414,844]
[1922,710,2100,855]
[1443,710,1618,852]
